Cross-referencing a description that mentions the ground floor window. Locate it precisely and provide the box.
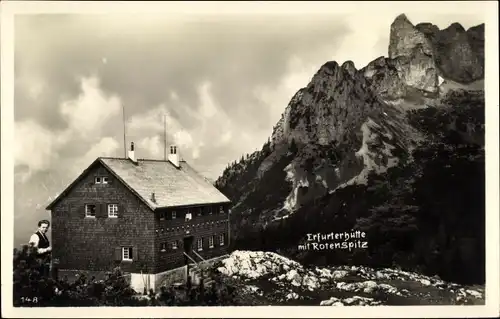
[122,247,133,261]
[209,235,214,248]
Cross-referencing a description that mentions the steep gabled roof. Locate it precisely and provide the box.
[46,157,231,211]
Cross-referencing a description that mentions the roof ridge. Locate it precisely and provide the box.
[46,156,230,211]
[100,157,187,163]
[98,156,127,160]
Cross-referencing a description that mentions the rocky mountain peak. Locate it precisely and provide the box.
[389,14,433,59]
[448,22,466,33]
[365,14,485,100]
[272,57,377,149]
[415,22,440,38]
[341,60,357,77]
[388,14,484,86]
[387,14,438,94]
[392,14,411,26]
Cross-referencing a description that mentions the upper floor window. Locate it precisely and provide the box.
[94,176,109,184]
[209,235,214,248]
[172,240,178,250]
[85,204,96,218]
[207,207,212,215]
[108,204,118,218]
[197,208,203,217]
[159,212,165,220]
[172,211,177,219]
[219,206,224,214]
[197,238,203,251]
[185,212,192,221]
[219,233,225,246]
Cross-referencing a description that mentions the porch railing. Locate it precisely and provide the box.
[192,250,206,262]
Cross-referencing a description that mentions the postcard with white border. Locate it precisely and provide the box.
[1,1,499,318]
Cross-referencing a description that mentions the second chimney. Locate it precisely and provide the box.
[128,142,137,163]
[168,145,180,168]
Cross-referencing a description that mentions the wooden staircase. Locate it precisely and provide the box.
[184,252,213,288]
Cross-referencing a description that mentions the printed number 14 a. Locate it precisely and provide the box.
[21,297,38,304]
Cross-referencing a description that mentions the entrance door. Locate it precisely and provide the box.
[184,236,194,253]
[183,236,194,265]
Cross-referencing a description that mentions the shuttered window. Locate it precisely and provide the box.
[108,204,118,218]
[85,204,96,218]
[122,247,133,260]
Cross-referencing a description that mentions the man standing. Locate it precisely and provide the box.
[28,220,52,277]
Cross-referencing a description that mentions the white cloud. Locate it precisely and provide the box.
[198,82,218,118]
[126,81,238,164]
[72,137,120,175]
[14,119,66,179]
[15,73,46,100]
[128,104,185,138]
[253,55,318,130]
[192,148,200,159]
[170,91,179,101]
[219,130,233,144]
[59,76,122,140]
[138,135,162,158]
[15,75,125,180]
[173,129,194,148]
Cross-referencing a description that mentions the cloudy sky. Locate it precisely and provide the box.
[11,4,486,245]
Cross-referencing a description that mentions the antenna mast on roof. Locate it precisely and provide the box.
[164,113,167,161]
[122,104,127,158]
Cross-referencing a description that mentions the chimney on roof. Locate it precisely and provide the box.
[128,142,137,163]
[168,145,180,168]
[150,192,156,203]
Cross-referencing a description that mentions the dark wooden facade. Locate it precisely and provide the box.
[154,204,230,272]
[50,161,230,274]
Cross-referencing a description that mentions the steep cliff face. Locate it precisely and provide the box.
[388,14,438,94]
[218,59,419,224]
[363,14,484,102]
[215,13,484,235]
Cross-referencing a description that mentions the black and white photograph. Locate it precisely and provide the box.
[1,1,499,318]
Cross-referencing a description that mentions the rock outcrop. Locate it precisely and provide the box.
[432,23,484,83]
[214,250,485,306]
[388,14,438,94]
[274,60,381,147]
[264,59,414,217]
[364,14,485,101]
[362,56,408,100]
